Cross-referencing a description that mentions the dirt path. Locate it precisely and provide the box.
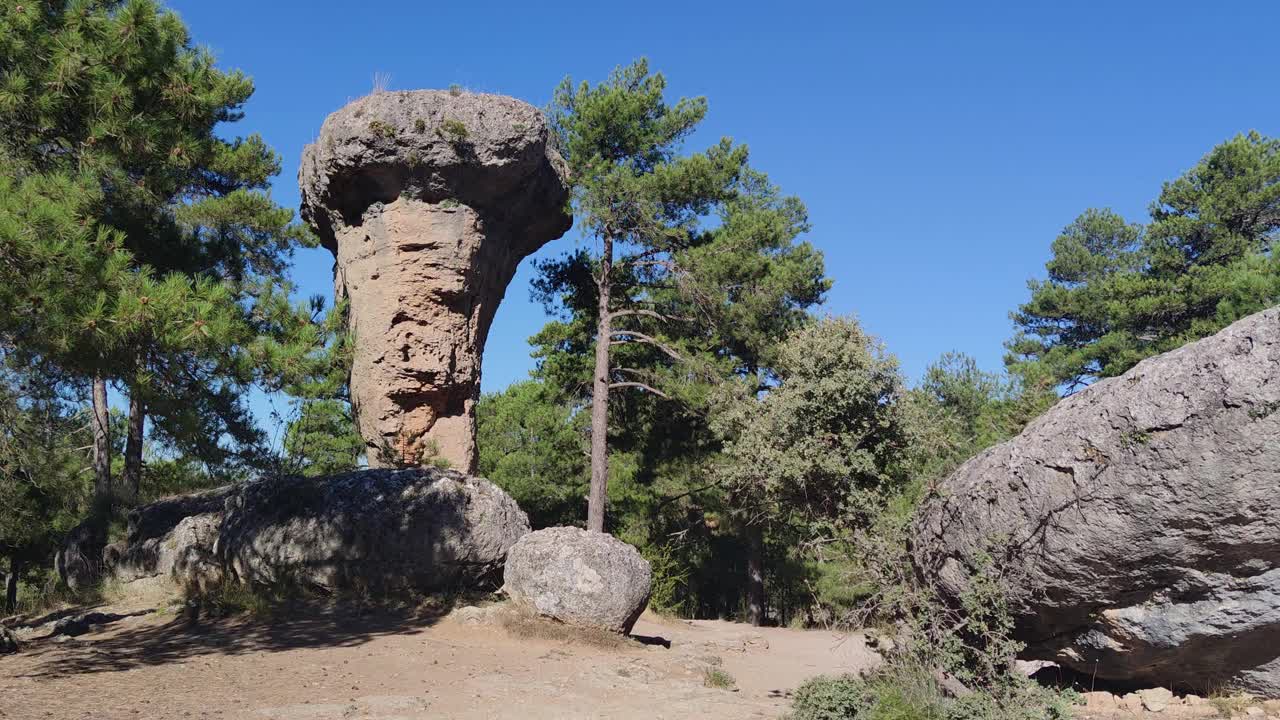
[1,601,878,719]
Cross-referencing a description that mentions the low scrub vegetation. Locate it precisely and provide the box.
[790,666,1077,720]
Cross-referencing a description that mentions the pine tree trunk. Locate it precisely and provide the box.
[4,557,18,615]
[91,375,111,506]
[587,235,614,533]
[123,390,145,503]
[746,523,766,626]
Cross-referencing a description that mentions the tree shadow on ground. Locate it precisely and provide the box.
[10,600,451,678]
[4,603,108,630]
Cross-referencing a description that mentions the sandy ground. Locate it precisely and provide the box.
[8,594,1275,719]
[1,599,878,720]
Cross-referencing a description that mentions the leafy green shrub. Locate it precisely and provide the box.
[945,684,1078,720]
[790,674,872,719]
[789,667,1077,720]
[639,541,690,614]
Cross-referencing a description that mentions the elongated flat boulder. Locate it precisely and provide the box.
[300,90,571,471]
[220,468,530,593]
[100,468,530,597]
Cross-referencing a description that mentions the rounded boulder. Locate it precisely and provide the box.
[503,527,652,634]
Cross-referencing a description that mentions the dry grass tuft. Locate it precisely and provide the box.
[702,667,736,690]
[1209,693,1258,718]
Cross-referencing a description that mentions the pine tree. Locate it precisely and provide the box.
[1009,132,1280,389]
[0,0,315,507]
[544,59,745,533]
[537,60,828,622]
[477,381,589,529]
[0,360,91,613]
[281,299,364,478]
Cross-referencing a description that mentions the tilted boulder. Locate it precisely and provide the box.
[504,527,652,634]
[913,308,1280,695]
[219,468,530,594]
[299,90,572,472]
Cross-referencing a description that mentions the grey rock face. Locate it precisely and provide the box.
[50,611,134,638]
[504,527,652,634]
[0,626,17,654]
[55,521,102,592]
[219,468,530,594]
[913,308,1280,695]
[299,90,572,472]
[104,486,230,588]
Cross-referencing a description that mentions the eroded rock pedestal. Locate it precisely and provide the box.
[300,91,571,471]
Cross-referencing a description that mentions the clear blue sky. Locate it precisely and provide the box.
[167,0,1277,402]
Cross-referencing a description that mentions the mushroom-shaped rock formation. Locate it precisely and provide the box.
[300,90,572,472]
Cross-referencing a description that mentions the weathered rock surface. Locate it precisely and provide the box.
[0,625,18,653]
[50,611,140,638]
[504,527,652,634]
[55,520,105,591]
[913,308,1280,695]
[299,90,572,472]
[104,486,230,589]
[220,468,530,594]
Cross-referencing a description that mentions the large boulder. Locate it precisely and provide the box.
[104,486,230,589]
[913,308,1280,695]
[219,468,530,594]
[299,90,572,472]
[503,527,652,634]
[55,520,104,591]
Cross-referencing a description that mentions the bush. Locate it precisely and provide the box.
[789,668,1077,720]
[638,541,690,614]
[790,674,872,719]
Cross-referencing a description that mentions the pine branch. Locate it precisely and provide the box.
[609,308,691,324]
[608,380,671,399]
[609,330,685,361]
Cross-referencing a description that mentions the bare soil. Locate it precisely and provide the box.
[1,597,878,720]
